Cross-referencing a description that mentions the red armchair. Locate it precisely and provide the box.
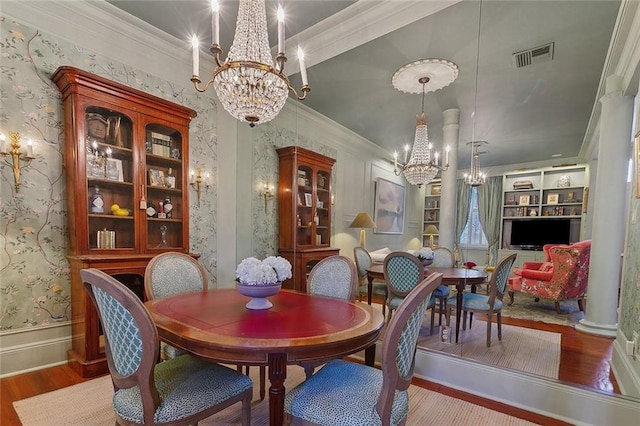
[508,240,591,314]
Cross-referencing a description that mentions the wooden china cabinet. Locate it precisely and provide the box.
[277,146,339,292]
[52,66,196,377]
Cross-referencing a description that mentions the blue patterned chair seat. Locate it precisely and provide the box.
[114,355,253,424]
[447,292,503,311]
[388,294,436,311]
[285,359,408,425]
[432,284,450,298]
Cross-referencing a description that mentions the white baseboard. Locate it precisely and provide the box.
[0,323,72,378]
[611,329,640,398]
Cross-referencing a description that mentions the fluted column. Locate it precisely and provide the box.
[575,75,633,337]
[438,108,460,250]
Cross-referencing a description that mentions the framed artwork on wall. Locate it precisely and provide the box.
[374,177,405,234]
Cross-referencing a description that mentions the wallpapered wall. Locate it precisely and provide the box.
[620,189,640,339]
[0,16,217,330]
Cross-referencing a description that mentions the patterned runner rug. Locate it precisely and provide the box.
[14,363,535,425]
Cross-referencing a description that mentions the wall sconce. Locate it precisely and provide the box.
[0,132,35,193]
[262,181,275,211]
[189,167,211,206]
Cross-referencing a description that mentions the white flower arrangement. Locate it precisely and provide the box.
[416,247,435,261]
[235,256,292,285]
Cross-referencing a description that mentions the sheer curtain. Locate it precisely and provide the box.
[455,178,471,264]
[477,176,503,266]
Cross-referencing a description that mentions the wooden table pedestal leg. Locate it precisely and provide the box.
[268,353,287,426]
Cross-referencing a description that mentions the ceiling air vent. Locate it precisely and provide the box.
[512,42,554,68]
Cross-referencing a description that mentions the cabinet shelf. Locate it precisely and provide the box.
[145,153,182,165]
[89,214,134,220]
[147,186,183,194]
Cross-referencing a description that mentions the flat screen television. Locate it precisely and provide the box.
[510,218,571,250]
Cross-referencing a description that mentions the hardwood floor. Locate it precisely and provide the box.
[0,317,618,426]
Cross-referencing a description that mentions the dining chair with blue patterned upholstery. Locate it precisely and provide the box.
[144,252,209,360]
[353,246,387,316]
[284,272,443,425]
[429,247,454,326]
[384,251,436,333]
[145,252,267,400]
[307,255,358,302]
[81,268,253,426]
[445,253,517,347]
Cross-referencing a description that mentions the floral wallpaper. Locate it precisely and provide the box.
[250,123,337,259]
[0,16,217,330]
[619,188,640,339]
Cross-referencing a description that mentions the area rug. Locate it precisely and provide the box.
[501,292,584,326]
[14,364,535,425]
[417,318,561,379]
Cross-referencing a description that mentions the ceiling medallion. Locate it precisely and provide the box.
[392,59,459,94]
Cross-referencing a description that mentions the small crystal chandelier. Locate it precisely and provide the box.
[392,65,457,187]
[464,0,488,187]
[464,141,487,186]
[190,0,309,127]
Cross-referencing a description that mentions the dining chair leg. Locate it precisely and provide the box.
[429,305,435,335]
[304,365,315,378]
[469,311,474,329]
[259,366,266,400]
[462,311,468,330]
[486,313,492,347]
[497,312,502,342]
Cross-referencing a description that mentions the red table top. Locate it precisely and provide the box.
[149,289,373,340]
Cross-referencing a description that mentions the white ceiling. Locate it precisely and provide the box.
[105,0,621,169]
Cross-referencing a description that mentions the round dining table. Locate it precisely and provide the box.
[145,288,385,426]
[366,264,487,343]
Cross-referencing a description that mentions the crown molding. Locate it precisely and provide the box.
[281,0,462,75]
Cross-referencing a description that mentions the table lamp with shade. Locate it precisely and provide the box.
[424,224,439,248]
[349,212,376,248]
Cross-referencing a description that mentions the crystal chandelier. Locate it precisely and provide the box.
[190,0,309,127]
[392,60,458,187]
[464,0,487,187]
[464,141,487,186]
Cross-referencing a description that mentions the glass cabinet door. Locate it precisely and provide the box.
[85,106,135,250]
[296,165,313,246]
[144,122,184,250]
[315,169,331,245]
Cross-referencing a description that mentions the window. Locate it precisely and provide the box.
[460,187,488,248]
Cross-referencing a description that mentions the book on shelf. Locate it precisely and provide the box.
[148,132,172,157]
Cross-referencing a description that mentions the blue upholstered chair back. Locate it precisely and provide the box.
[377,273,443,418]
[488,253,517,305]
[145,252,208,300]
[81,268,160,410]
[308,255,358,301]
[384,252,424,296]
[353,246,372,282]
[92,284,144,376]
[431,247,455,268]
